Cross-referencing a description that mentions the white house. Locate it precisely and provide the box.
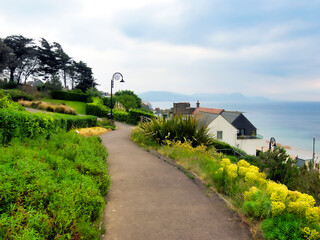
[194,108,265,156]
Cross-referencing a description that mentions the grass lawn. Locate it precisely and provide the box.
[41,98,87,115]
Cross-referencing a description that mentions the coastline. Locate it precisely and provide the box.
[262,139,319,163]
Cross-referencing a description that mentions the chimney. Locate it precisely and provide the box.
[196,100,200,108]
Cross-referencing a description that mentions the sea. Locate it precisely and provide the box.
[150,101,320,156]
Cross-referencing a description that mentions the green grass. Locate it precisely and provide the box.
[41,98,87,115]
[0,131,110,239]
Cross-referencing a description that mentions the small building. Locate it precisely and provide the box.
[194,108,264,156]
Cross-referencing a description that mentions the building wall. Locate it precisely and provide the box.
[207,115,238,146]
[208,115,265,156]
[236,139,266,156]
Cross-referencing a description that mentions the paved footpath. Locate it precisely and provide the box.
[100,122,252,240]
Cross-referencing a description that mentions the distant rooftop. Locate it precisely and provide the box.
[192,107,224,115]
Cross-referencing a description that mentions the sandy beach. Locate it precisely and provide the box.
[262,140,320,163]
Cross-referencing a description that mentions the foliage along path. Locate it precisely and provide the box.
[101,122,252,240]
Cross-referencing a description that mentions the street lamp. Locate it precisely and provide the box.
[110,72,124,119]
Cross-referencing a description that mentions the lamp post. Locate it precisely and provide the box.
[110,72,124,119]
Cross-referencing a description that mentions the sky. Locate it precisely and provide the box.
[1,0,320,101]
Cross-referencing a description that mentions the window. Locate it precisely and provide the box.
[217,131,223,140]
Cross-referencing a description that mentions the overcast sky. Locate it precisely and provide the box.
[1,0,320,100]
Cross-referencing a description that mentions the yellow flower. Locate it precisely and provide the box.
[221,158,231,168]
[270,184,288,203]
[244,171,258,184]
[271,201,285,216]
[237,159,250,168]
[287,190,302,202]
[306,207,320,223]
[288,201,311,216]
[226,164,238,179]
[303,227,320,240]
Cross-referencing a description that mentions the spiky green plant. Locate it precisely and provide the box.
[139,115,214,147]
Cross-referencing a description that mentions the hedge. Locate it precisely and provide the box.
[86,103,109,117]
[4,89,34,101]
[51,90,88,102]
[127,109,154,125]
[0,109,97,144]
[211,140,247,157]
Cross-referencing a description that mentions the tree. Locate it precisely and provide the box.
[74,61,96,92]
[37,38,61,80]
[54,42,71,88]
[3,35,35,83]
[115,90,142,108]
[0,39,12,71]
[258,147,298,188]
[44,75,63,91]
[116,94,138,111]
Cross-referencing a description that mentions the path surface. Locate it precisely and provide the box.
[101,122,252,240]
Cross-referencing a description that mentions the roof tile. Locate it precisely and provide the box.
[192,107,224,115]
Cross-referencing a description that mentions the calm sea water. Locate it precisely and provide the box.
[151,101,320,154]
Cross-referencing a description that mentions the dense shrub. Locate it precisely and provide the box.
[4,89,34,101]
[0,109,97,144]
[86,103,110,117]
[0,131,110,239]
[113,110,128,122]
[102,96,118,108]
[55,104,76,115]
[51,90,88,102]
[261,213,305,240]
[97,118,116,130]
[127,109,154,125]
[140,115,214,147]
[211,140,247,157]
[258,147,299,189]
[0,90,24,111]
[0,81,18,89]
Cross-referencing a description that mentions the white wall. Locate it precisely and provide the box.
[208,115,238,146]
[236,139,266,156]
[208,115,265,156]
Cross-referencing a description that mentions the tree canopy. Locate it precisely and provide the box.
[115,90,142,109]
[0,34,96,92]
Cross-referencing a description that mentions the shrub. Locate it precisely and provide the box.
[258,147,299,188]
[51,90,88,102]
[18,99,33,108]
[38,102,50,110]
[86,103,109,117]
[46,105,55,112]
[55,104,76,115]
[0,131,110,239]
[140,115,214,147]
[127,109,154,125]
[102,96,118,108]
[4,89,34,101]
[113,110,129,122]
[261,213,305,240]
[0,90,24,111]
[0,110,97,144]
[97,118,116,130]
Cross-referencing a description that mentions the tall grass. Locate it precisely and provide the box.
[139,115,214,147]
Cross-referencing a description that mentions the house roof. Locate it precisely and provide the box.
[192,107,224,115]
[195,112,220,127]
[221,111,242,124]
